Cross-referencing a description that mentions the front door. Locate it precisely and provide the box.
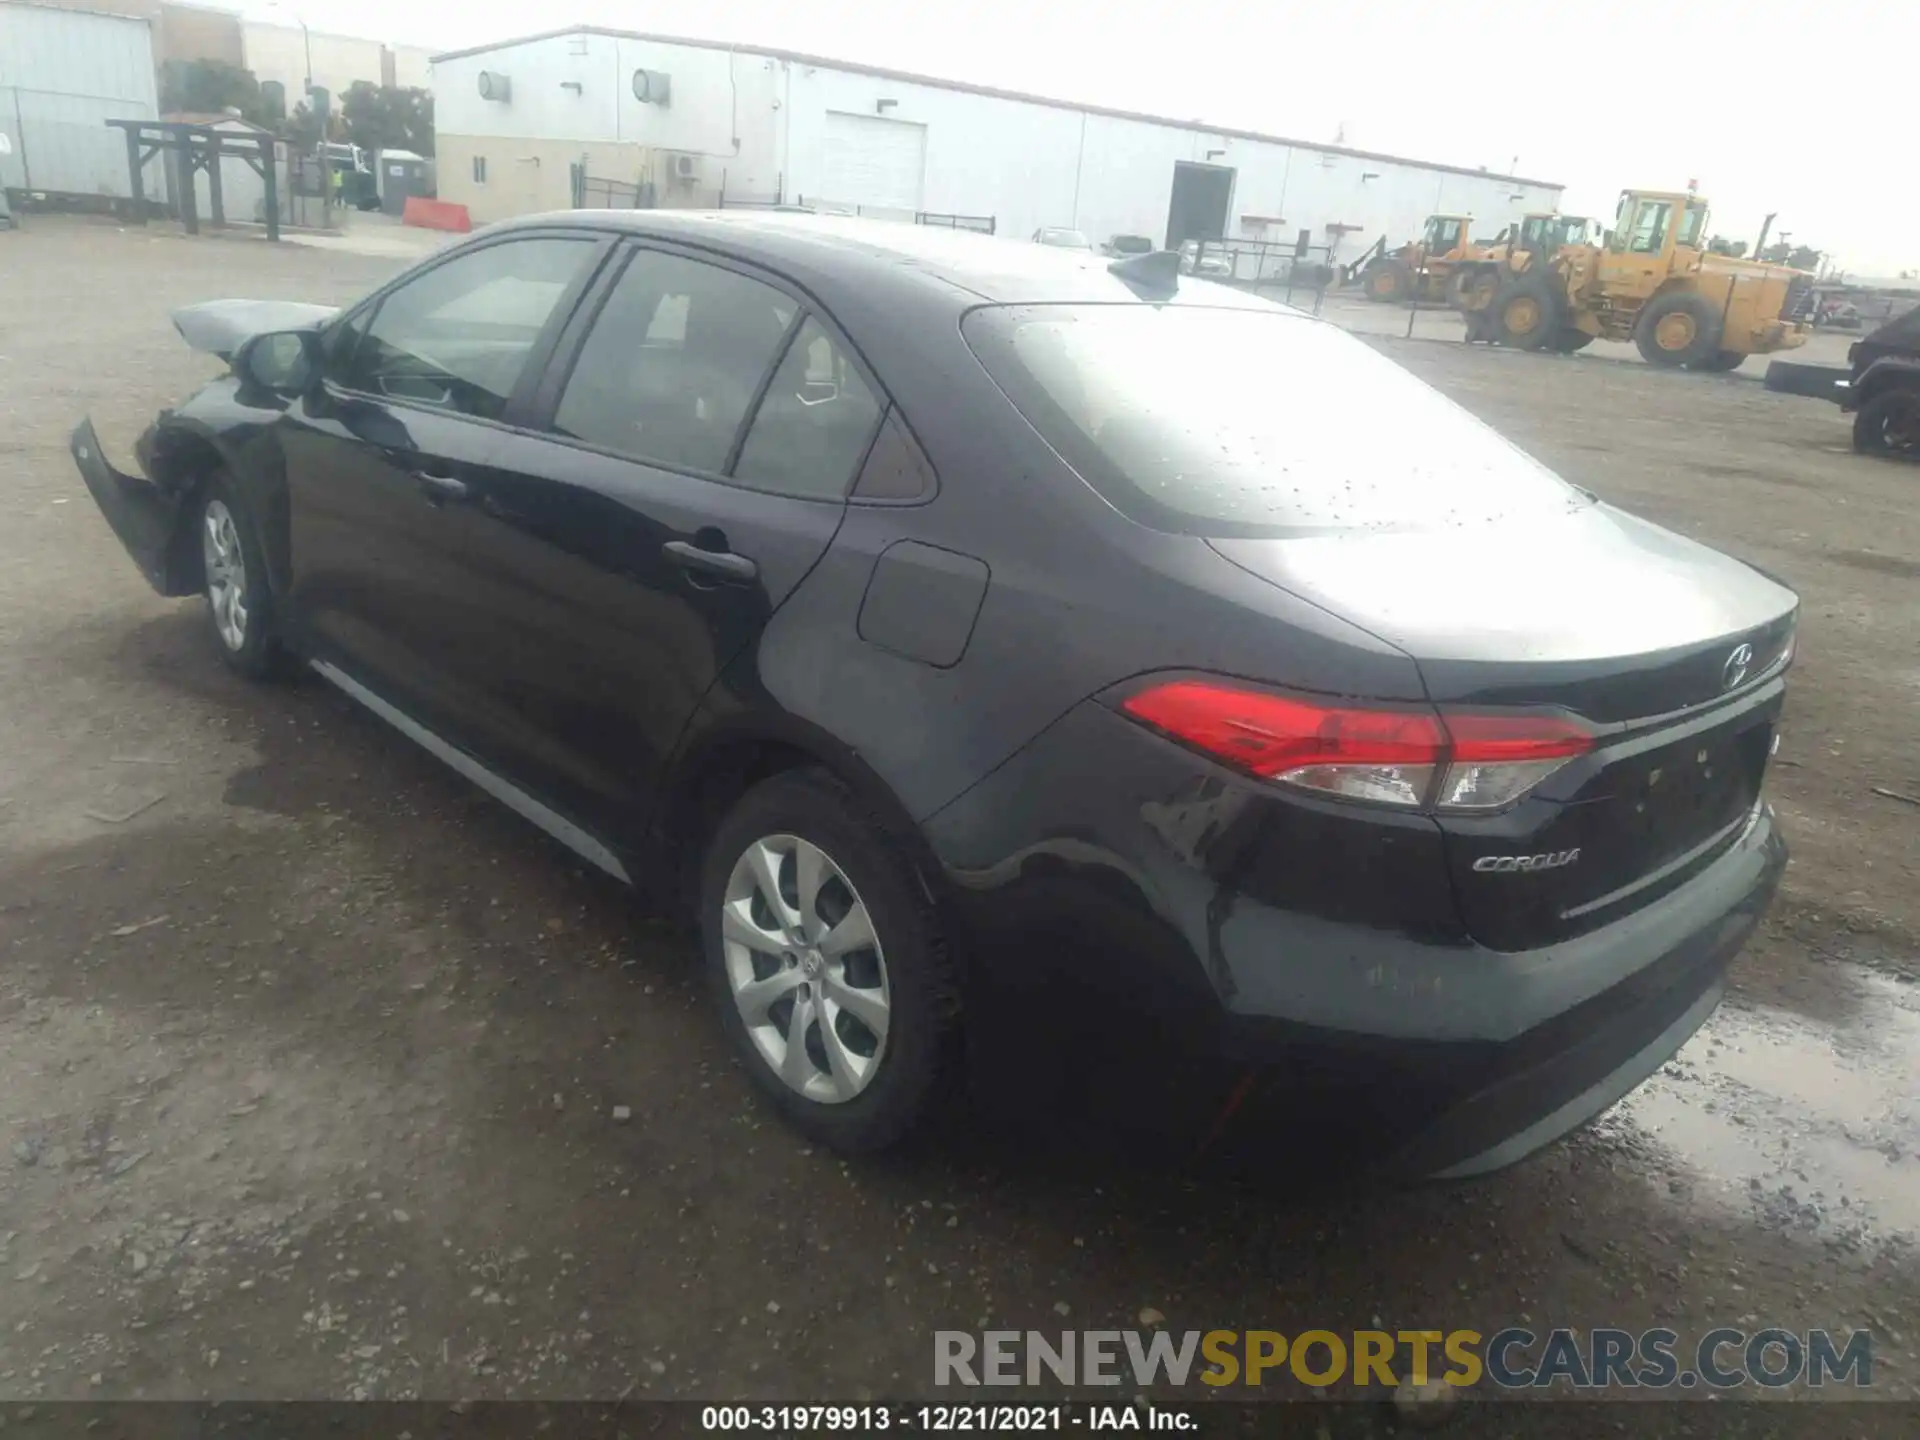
[281,232,607,745]
[1598,192,1677,296]
[415,243,885,846]
[1166,161,1235,250]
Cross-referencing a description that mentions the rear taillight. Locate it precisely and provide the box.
[1119,680,1591,812]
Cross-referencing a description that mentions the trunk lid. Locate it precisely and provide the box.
[1211,505,1797,950]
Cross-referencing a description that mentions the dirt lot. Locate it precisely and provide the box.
[1,217,1917,1420]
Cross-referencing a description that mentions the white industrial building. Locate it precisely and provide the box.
[431,26,1562,264]
[0,1,159,201]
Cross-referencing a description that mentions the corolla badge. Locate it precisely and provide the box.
[1722,642,1754,691]
[1472,848,1580,874]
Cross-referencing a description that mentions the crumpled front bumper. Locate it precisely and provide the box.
[69,417,198,597]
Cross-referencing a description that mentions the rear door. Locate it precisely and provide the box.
[282,231,608,739]
[417,240,886,845]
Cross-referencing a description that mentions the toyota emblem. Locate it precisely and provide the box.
[1722,642,1754,691]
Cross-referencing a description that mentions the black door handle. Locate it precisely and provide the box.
[413,470,470,503]
[663,540,758,583]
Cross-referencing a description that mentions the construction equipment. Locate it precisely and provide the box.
[1356,214,1495,304]
[1449,213,1602,343]
[1470,189,1814,369]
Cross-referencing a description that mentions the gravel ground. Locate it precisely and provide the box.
[1,217,1916,1422]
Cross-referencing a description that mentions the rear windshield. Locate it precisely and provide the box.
[962,303,1590,537]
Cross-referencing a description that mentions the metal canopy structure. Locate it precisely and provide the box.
[104,120,283,241]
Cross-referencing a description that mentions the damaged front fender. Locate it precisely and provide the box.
[69,418,202,597]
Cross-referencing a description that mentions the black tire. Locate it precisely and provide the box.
[1448,263,1502,318]
[699,768,960,1152]
[1548,328,1594,354]
[1764,361,1850,400]
[1362,259,1411,303]
[1635,291,1724,368]
[196,477,284,680]
[1853,388,1920,459]
[1490,271,1562,350]
[1697,350,1745,372]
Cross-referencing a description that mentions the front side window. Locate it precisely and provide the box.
[1678,203,1708,248]
[733,318,884,499]
[339,237,593,420]
[963,302,1587,538]
[552,250,796,472]
[1627,201,1673,255]
[1424,216,1460,252]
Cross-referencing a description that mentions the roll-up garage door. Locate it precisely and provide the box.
[821,111,927,213]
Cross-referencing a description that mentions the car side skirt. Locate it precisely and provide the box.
[310,659,632,885]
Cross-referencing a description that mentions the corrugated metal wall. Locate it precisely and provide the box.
[0,2,158,198]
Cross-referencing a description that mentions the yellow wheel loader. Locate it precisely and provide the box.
[1356,214,1495,304]
[1449,213,1603,346]
[1473,190,1814,370]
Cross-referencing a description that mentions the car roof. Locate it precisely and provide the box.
[488,210,1278,310]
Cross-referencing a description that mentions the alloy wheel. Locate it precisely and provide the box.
[721,833,891,1104]
[202,499,249,651]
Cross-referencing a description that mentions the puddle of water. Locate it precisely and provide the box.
[1606,963,1920,1242]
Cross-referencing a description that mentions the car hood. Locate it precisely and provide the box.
[1208,503,1797,707]
[171,299,339,360]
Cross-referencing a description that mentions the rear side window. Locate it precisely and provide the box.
[733,318,884,499]
[552,249,796,473]
[962,303,1588,537]
[340,237,593,420]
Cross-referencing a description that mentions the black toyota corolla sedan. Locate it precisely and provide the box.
[71,212,1793,1175]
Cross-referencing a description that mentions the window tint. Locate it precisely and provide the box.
[341,238,593,420]
[732,318,883,499]
[552,250,796,472]
[963,303,1587,538]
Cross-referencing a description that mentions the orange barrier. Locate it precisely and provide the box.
[402,196,472,233]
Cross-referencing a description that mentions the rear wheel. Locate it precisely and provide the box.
[1491,272,1561,350]
[699,769,959,1152]
[1548,329,1594,354]
[1634,291,1724,368]
[198,481,283,680]
[1363,259,1411,303]
[1697,349,1746,372]
[1853,388,1920,459]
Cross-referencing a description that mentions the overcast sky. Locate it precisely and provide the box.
[243,0,1918,276]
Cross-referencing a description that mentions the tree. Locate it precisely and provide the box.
[158,58,265,123]
[340,82,435,157]
[1706,235,1748,257]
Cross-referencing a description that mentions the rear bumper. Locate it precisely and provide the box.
[70,417,197,597]
[1384,809,1780,1177]
[925,698,1787,1178]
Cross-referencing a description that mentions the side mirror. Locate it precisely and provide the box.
[238,329,318,398]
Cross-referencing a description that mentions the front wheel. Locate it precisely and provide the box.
[1635,291,1724,368]
[198,482,283,680]
[1363,259,1411,303]
[700,769,959,1152]
[1697,350,1746,372]
[1853,388,1920,459]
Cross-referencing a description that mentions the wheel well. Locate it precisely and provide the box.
[658,734,944,918]
[1859,367,1920,404]
[146,429,227,592]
